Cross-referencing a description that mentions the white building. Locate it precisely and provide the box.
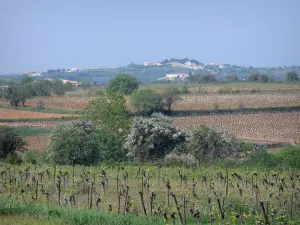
[143,62,162,66]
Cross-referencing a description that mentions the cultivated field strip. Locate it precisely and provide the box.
[0,108,77,119]
[2,93,300,111]
[172,93,300,111]
[172,111,300,142]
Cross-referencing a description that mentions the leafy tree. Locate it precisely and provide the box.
[286,72,299,82]
[188,126,241,165]
[64,82,74,92]
[0,126,27,160]
[225,74,239,82]
[20,76,34,86]
[52,79,65,95]
[162,87,181,113]
[86,92,133,136]
[20,82,35,106]
[4,83,22,106]
[259,74,270,83]
[130,88,163,116]
[80,80,92,90]
[97,130,126,162]
[107,74,139,95]
[124,113,187,162]
[32,80,52,96]
[247,72,260,81]
[187,73,217,83]
[46,120,101,165]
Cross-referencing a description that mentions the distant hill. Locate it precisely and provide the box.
[3,58,300,84]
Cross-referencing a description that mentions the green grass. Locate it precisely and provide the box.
[0,104,83,115]
[0,116,80,123]
[16,127,53,137]
[0,215,65,225]
[0,197,168,225]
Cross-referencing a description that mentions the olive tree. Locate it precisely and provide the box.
[124,113,187,162]
[0,126,27,160]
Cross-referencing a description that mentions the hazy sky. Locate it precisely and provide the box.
[1,0,299,73]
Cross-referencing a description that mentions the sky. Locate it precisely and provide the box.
[1,0,300,73]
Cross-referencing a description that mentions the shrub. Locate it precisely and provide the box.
[130,89,163,116]
[125,113,187,162]
[46,120,101,165]
[188,126,241,165]
[164,152,198,167]
[5,153,22,165]
[0,126,27,160]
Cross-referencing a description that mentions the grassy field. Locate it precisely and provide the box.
[0,104,82,115]
[0,215,65,225]
[0,163,299,224]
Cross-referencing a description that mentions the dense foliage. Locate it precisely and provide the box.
[0,126,26,159]
[86,92,133,136]
[130,88,163,116]
[47,121,101,165]
[125,113,187,162]
[106,74,139,95]
[286,71,299,82]
[188,126,241,165]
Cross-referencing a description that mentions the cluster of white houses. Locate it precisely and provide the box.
[44,78,81,86]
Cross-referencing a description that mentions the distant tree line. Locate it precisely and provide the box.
[0,77,75,107]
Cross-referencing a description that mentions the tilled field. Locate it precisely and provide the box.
[172,111,300,142]
[0,108,77,119]
[26,135,50,150]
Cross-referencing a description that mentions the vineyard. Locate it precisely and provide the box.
[1,92,300,112]
[0,164,299,224]
[172,112,300,143]
[172,94,300,111]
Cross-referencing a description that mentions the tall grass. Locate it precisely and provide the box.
[0,197,167,225]
[16,127,53,137]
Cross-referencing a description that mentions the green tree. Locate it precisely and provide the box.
[80,80,92,90]
[188,126,241,165]
[0,126,27,160]
[225,74,239,82]
[107,74,139,95]
[20,82,35,106]
[64,82,74,92]
[286,72,299,82]
[259,74,270,83]
[32,80,52,96]
[187,73,217,83]
[46,120,100,165]
[162,87,181,113]
[97,130,126,162]
[130,88,163,116]
[52,79,65,95]
[20,76,34,86]
[247,72,260,81]
[124,113,187,162]
[86,92,133,136]
[4,83,22,106]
